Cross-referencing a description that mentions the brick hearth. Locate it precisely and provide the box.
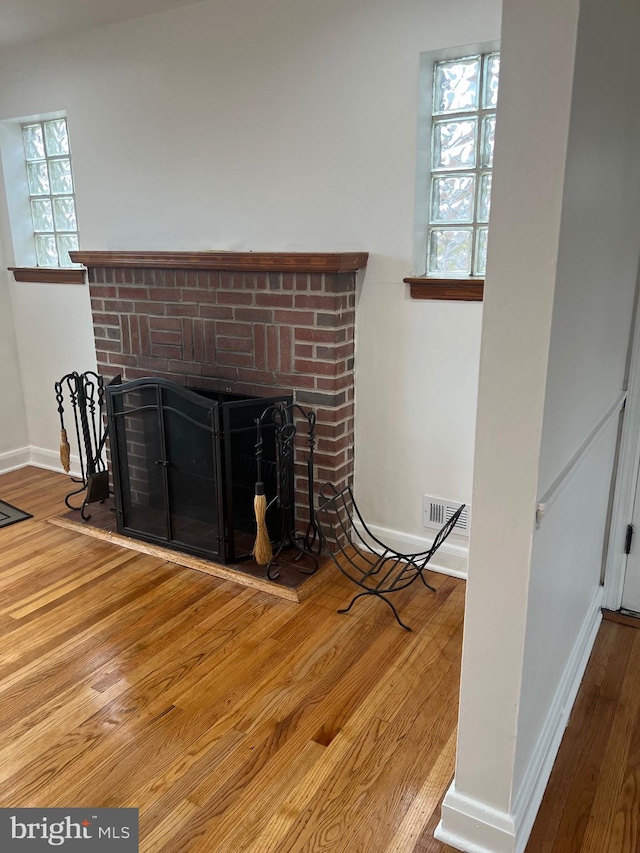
[74,251,368,524]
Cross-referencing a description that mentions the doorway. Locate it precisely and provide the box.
[620,457,640,614]
[603,267,640,614]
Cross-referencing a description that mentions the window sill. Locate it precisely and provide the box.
[8,267,86,284]
[404,277,484,301]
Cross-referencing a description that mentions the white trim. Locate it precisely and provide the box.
[0,445,30,474]
[510,584,603,849]
[536,391,626,526]
[435,787,516,853]
[0,445,81,479]
[435,585,603,853]
[29,445,81,478]
[604,271,640,609]
[352,519,469,579]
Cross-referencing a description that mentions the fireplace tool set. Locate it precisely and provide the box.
[54,371,109,519]
[252,401,322,579]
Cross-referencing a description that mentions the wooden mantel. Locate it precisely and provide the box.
[69,250,369,274]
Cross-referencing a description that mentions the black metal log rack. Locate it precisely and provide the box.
[315,483,465,630]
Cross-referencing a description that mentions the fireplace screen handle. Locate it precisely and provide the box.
[155,459,170,467]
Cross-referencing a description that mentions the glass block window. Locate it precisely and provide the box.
[427,52,500,277]
[21,119,79,268]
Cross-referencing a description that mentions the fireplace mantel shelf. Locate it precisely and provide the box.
[70,250,369,274]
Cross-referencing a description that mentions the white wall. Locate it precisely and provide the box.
[513,0,640,800]
[438,0,640,850]
[8,280,97,467]
[0,237,27,462]
[0,0,501,547]
[0,110,98,470]
[536,3,640,496]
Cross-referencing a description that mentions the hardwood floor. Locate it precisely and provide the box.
[8,467,637,852]
[525,617,640,853]
[417,615,640,853]
[0,467,464,853]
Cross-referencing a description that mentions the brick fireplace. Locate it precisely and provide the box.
[73,251,368,530]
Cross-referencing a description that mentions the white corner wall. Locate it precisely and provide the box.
[8,280,97,471]
[438,0,640,850]
[0,144,97,474]
[0,232,28,468]
[513,0,640,804]
[0,0,501,548]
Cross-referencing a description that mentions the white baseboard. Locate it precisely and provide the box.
[353,519,469,579]
[0,445,81,479]
[510,584,603,850]
[435,789,516,853]
[29,445,81,478]
[0,446,30,474]
[435,584,603,853]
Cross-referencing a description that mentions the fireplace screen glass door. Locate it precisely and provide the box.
[107,379,224,559]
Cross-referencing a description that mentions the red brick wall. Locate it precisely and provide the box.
[88,266,356,522]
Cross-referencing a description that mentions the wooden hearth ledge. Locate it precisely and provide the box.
[49,510,333,604]
[69,250,369,273]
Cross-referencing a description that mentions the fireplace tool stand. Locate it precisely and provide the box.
[54,371,109,520]
[255,402,321,580]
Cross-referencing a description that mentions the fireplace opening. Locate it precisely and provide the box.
[106,376,292,564]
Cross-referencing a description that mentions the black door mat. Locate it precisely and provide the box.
[0,500,33,529]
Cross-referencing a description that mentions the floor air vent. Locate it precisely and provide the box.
[423,497,470,536]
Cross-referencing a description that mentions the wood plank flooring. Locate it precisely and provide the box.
[0,467,464,853]
[525,617,640,853]
[416,618,640,853]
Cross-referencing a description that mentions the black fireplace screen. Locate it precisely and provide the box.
[106,376,291,564]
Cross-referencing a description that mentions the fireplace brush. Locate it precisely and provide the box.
[252,402,321,578]
[58,416,71,474]
[252,417,273,565]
